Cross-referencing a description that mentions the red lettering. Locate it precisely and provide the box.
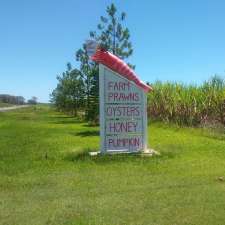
[107,137,141,148]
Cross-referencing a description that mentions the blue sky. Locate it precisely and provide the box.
[1,0,225,102]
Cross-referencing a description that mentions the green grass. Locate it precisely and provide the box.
[0,105,225,225]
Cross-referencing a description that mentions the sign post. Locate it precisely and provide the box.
[91,48,153,154]
[99,64,148,153]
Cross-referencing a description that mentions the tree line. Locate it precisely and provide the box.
[0,94,25,105]
[50,3,133,123]
[0,94,38,105]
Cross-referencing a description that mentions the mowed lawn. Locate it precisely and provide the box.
[0,106,225,225]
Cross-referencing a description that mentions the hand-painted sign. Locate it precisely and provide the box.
[92,49,152,153]
[101,66,147,152]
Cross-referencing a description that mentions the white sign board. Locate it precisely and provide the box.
[99,64,148,153]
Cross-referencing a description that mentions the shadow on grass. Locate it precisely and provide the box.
[64,148,174,165]
[65,151,141,164]
[51,115,76,119]
[53,120,81,125]
[201,129,225,141]
[49,117,82,125]
[75,130,99,137]
[83,124,99,128]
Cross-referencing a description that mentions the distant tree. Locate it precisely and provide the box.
[90,3,134,67]
[75,45,99,122]
[16,96,25,105]
[0,94,25,105]
[27,96,38,105]
[50,63,85,116]
[76,3,134,122]
[51,3,134,123]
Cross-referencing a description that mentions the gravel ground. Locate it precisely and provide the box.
[0,105,29,112]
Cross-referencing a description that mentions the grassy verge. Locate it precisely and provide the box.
[0,105,225,225]
[0,102,14,107]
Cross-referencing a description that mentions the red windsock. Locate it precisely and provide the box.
[91,49,152,93]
